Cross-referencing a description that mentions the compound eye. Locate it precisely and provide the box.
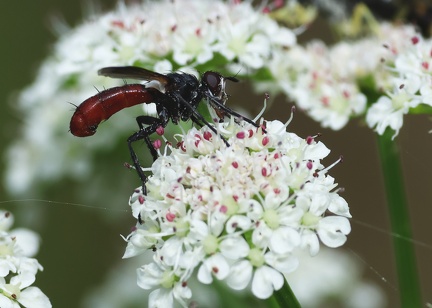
[203,71,222,97]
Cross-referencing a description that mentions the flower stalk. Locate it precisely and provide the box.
[376,129,421,307]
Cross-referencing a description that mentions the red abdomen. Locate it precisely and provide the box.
[70,84,156,137]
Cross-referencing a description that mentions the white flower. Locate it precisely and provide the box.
[366,76,422,137]
[0,211,50,308]
[125,116,350,306]
[365,29,432,137]
[137,245,194,308]
[269,40,367,130]
[0,276,50,308]
[265,22,428,134]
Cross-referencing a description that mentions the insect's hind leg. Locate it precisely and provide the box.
[127,115,166,194]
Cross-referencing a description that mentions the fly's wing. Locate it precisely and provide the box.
[98,66,170,87]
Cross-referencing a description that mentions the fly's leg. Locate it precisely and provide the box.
[128,113,168,195]
[190,114,230,147]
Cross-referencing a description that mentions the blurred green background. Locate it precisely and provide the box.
[1,1,431,307]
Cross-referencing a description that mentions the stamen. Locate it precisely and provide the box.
[253,93,268,122]
[276,106,296,134]
[318,155,344,175]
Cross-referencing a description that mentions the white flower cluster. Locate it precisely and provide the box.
[366,33,432,138]
[0,211,51,308]
[123,118,351,307]
[6,0,296,193]
[267,22,418,132]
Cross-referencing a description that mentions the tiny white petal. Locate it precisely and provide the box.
[269,227,301,255]
[252,266,284,299]
[220,236,249,260]
[149,288,173,308]
[10,229,40,257]
[226,260,253,290]
[137,263,163,290]
[317,216,351,248]
[264,252,299,274]
[197,254,229,284]
[0,295,16,308]
[225,215,252,233]
[18,287,52,308]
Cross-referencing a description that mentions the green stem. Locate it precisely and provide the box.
[266,279,301,308]
[376,130,421,307]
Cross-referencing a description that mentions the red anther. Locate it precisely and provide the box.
[166,212,176,222]
[111,20,125,28]
[138,195,145,204]
[156,126,164,135]
[321,96,330,106]
[236,131,246,139]
[153,139,162,150]
[177,141,186,152]
[203,131,212,141]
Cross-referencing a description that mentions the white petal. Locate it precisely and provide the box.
[252,224,272,248]
[172,280,192,302]
[225,215,252,233]
[0,294,16,308]
[137,263,163,290]
[328,195,351,218]
[219,236,249,260]
[18,287,52,308]
[269,227,300,254]
[188,220,209,242]
[226,260,253,290]
[300,230,320,256]
[123,241,146,259]
[317,216,351,248]
[239,199,263,221]
[159,238,183,267]
[0,260,15,277]
[0,211,14,231]
[197,254,229,284]
[251,266,284,299]
[149,288,173,308]
[264,252,299,274]
[11,271,36,289]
